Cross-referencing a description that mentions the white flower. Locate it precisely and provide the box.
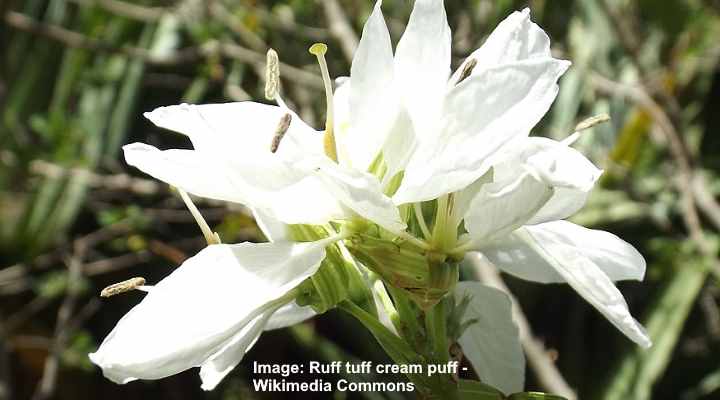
[95,0,650,392]
[89,238,333,390]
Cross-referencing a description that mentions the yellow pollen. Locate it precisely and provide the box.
[265,49,280,101]
[101,277,146,298]
[309,42,338,163]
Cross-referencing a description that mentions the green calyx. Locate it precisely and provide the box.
[289,224,375,316]
[345,231,459,310]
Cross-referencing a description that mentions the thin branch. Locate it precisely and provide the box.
[68,0,166,22]
[32,256,83,400]
[321,0,359,63]
[469,255,578,400]
[4,11,324,89]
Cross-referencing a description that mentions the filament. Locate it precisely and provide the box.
[309,43,338,162]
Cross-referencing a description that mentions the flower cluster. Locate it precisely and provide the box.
[90,0,650,395]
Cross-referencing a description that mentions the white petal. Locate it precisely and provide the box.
[450,8,551,83]
[481,221,646,283]
[394,59,570,203]
[123,144,347,225]
[455,282,525,395]
[481,222,650,347]
[380,106,417,185]
[317,162,406,234]
[450,171,492,226]
[89,240,328,384]
[495,137,602,224]
[264,302,317,331]
[464,172,553,243]
[144,102,322,161]
[394,0,451,141]
[338,0,398,171]
[200,311,271,391]
[250,208,288,242]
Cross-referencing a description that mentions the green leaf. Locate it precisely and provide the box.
[507,392,568,400]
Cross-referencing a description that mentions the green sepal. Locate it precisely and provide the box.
[288,224,376,316]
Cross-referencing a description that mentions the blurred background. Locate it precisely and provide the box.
[1,0,720,399]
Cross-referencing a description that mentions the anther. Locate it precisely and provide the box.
[271,113,292,153]
[101,277,147,298]
[564,113,611,145]
[309,43,338,163]
[178,189,221,245]
[265,49,280,101]
[457,58,478,84]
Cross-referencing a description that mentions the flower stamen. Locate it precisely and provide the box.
[563,113,611,145]
[265,48,291,110]
[100,277,149,298]
[456,58,478,84]
[309,43,338,163]
[271,113,292,153]
[265,49,280,101]
[177,189,221,245]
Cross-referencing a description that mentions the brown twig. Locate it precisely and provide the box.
[4,11,324,89]
[321,0,359,63]
[68,0,166,22]
[32,256,83,400]
[469,255,578,400]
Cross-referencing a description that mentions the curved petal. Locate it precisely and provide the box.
[481,221,646,283]
[264,302,317,331]
[394,58,570,203]
[494,137,602,224]
[251,207,288,242]
[394,0,451,141]
[200,311,271,391]
[464,172,553,243]
[89,240,329,384]
[144,102,323,161]
[123,143,347,225]
[481,222,650,347]
[317,162,406,234]
[337,0,398,171]
[450,8,551,83]
[455,282,525,395]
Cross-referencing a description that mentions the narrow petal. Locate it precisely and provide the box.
[200,311,271,391]
[251,207,288,242]
[481,221,646,283]
[317,162,406,234]
[455,282,525,395]
[89,240,328,384]
[394,59,570,203]
[144,102,322,160]
[123,144,347,225]
[394,0,451,141]
[464,172,553,242]
[264,302,317,331]
[494,137,603,224]
[481,222,650,347]
[337,0,398,171]
[450,8,551,83]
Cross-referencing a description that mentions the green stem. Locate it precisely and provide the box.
[425,299,449,363]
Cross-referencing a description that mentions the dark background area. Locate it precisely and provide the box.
[1,0,720,399]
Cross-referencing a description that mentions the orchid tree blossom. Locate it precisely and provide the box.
[92,0,651,396]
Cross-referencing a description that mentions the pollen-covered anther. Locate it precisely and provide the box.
[564,113,611,145]
[265,48,280,101]
[457,58,478,84]
[101,277,147,298]
[271,113,292,153]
